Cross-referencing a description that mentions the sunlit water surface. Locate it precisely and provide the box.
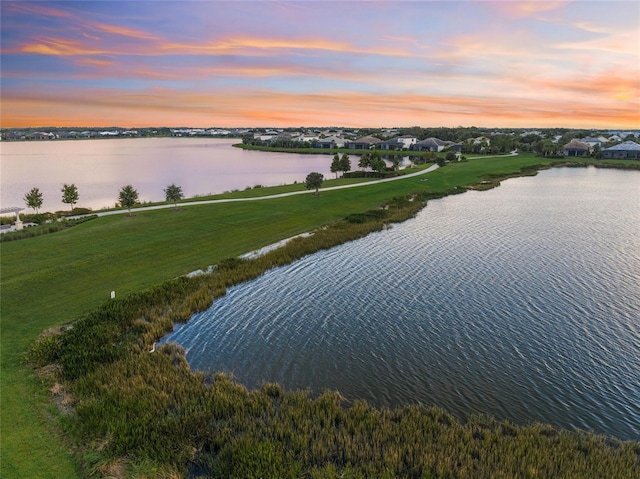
[163,167,640,440]
[1,138,334,211]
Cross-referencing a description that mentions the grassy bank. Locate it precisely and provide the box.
[2,154,638,477]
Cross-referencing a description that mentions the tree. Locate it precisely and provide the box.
[118,185,139,216]
[330,153,341,179]
[61,183,79,212]
[358,153,370,170]
[164,183,184,208]
[339,153,351,174]
[369,151,386,173]
[24,187,43,213]
[305,172,324,196]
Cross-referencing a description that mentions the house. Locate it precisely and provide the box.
[379,135,417,150]
[601,140,640,160]
[29,131,55,140]
[581,136,609,149]
[563,140,590,157]
[315,136,346,149]
[347,136,381,149]
[469,136,491,146]
[412,137,461,153]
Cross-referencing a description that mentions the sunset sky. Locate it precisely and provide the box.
[1,1,638,129]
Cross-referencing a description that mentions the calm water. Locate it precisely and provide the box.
[163,167,640,440]
[0,138,334,211]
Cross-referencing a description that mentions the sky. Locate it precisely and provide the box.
[1,0,638,129]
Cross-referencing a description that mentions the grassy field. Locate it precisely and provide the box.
[1,154,631,478]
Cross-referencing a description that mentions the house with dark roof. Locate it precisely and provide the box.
[347,136,381,149]
[563,140,590,157]
[379,135,417,150]
[412,137,461,153]
[602,140,640,159]
[315,136,346,149]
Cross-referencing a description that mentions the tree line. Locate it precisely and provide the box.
[22,183,186,216]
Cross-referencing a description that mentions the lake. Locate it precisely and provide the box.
[162,166,640,440]
[0,137,335,212]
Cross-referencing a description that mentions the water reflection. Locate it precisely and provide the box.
[1,138,335,211]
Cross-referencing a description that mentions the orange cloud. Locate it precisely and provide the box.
[2,87,638,130]
[18,37,114,56]
[91,22,160,41]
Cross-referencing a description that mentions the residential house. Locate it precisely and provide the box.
[581,136,609,149]
[563,140,590,157]
[347,136,381,149]
[29,131,55,140]
[602,140,640,160]
[379,135,417,150]
[315,136,346,149]
[469,136,491,146]
[412,137,461,153]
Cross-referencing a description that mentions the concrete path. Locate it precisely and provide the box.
[89,164,441,218]
[80,152,517,218]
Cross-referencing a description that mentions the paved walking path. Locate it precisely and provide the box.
[90,164,441,217]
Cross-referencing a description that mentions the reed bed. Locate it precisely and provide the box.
[28,187,640,478]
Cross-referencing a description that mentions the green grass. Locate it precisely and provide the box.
[1,153,634,478]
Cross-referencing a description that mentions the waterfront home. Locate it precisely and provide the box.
[412,137,462,153]
[563,140,591,157]
[347,136,381,149]
[602,140,640,159]
[315,136,346,149]
[379,135,417,150]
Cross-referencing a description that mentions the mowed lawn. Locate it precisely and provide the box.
[2,154,556,478]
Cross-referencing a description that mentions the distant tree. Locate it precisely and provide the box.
[445,151,456,162]
[370,151,386,173]
[391,156,400,171]
[24,187,43,213]
[330,153,341,179]
[591,144,602,159]
[118,184,139,216]
[164,183,184,208]
[305,172,324,196]
[436,156,446,167]
[422,151,435,164]
[358,153,370,170]
[339,153,351,174]
[61,183,79,212]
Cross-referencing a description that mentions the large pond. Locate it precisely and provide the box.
[0,138,336,211]
[162,167,640,440]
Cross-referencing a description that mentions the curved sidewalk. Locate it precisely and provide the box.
[91,164,441,217]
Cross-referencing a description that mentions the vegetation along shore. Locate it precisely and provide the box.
[2,153,640,478]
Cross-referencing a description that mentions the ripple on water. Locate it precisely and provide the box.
[163,167,640,440]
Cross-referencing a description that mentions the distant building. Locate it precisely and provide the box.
[347,136,381,149]
[413,137,461,153]
[315,136,346,149]
[602,140,640,160]
[379,135,417,150]
[563,140,590,157]
[581,136,609,148]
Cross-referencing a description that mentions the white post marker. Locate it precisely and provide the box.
[111,291,116,299]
